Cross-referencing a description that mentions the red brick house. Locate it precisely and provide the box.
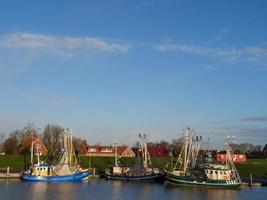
[148,144,169,157]
[85,145,113,157]
[216,153,247,163]
[20,134,48,156]
[80,145,135,157]
[116,146,135,157]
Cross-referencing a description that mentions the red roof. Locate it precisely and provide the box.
[116,146,128,154]
[148,144,169,157]
[20,134,48,155]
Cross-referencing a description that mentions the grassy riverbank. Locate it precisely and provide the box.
[235,159,267,177]
[1,155,266,177]
[0,155,170,173]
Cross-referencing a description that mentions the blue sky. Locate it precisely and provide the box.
[0,0,267,148]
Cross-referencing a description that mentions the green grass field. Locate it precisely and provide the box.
[235,159,267,177]
[1,155,266,177]
[0,155,170,173]
[0,155,29,170]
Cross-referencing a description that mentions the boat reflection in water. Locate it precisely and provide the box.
[1,179,267,200]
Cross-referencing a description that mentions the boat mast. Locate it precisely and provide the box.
[225,136,241,182]
[183,128,189,175]
[191,134,202,169]
[35,143,41,165]
[172,128,201,175]
[30,133,35,164]
[139,133,151,169]
[114,142,119,167]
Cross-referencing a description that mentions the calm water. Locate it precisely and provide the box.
[0,179,266,200]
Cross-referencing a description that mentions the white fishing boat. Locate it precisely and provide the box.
[105,134,164,182]
[166,128,241,189]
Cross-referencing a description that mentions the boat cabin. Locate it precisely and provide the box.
[112,166,131,174]
[31,163,50,176]
[204,168,233,181]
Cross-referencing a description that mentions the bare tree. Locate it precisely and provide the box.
[170,137,183,156]
[42,124,62,159]
[72,137,87,155]
[3,123,38,154]
[3,130,20,154]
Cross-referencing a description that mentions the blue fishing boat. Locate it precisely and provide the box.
[20,129,91,182]
[20,170,90,182]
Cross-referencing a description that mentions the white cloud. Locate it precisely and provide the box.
[0,32,130,54]
[157,43,267,64]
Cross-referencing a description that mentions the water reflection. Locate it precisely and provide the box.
[165,185,239,200]
[206,188,238,200]
[0,179,266,200]
[26,182,84,200]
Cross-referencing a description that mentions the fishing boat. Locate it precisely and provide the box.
[165,127,241,189]
[20,129,91,182]
[105,134,164,182]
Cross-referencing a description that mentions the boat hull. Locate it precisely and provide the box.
[166,174,240,189]
[20,171,91,182]
[105,172,165,182]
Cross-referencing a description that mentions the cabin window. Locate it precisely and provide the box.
[210,171,213,174]
[220,171,222,174]
[215,171,218,174]
[224,172,226,175]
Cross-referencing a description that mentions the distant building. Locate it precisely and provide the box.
[216,153,247,163]
[147,144,169,157]
[86,145,113,157]
[116,146,135,157]
[20,134,48,156]
[80,145,135,157]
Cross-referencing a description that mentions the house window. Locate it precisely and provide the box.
[88,148,96,152]
[101,148,112,152]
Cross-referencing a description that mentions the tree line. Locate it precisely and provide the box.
[1,123,87,159]
[1,124,267,159]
